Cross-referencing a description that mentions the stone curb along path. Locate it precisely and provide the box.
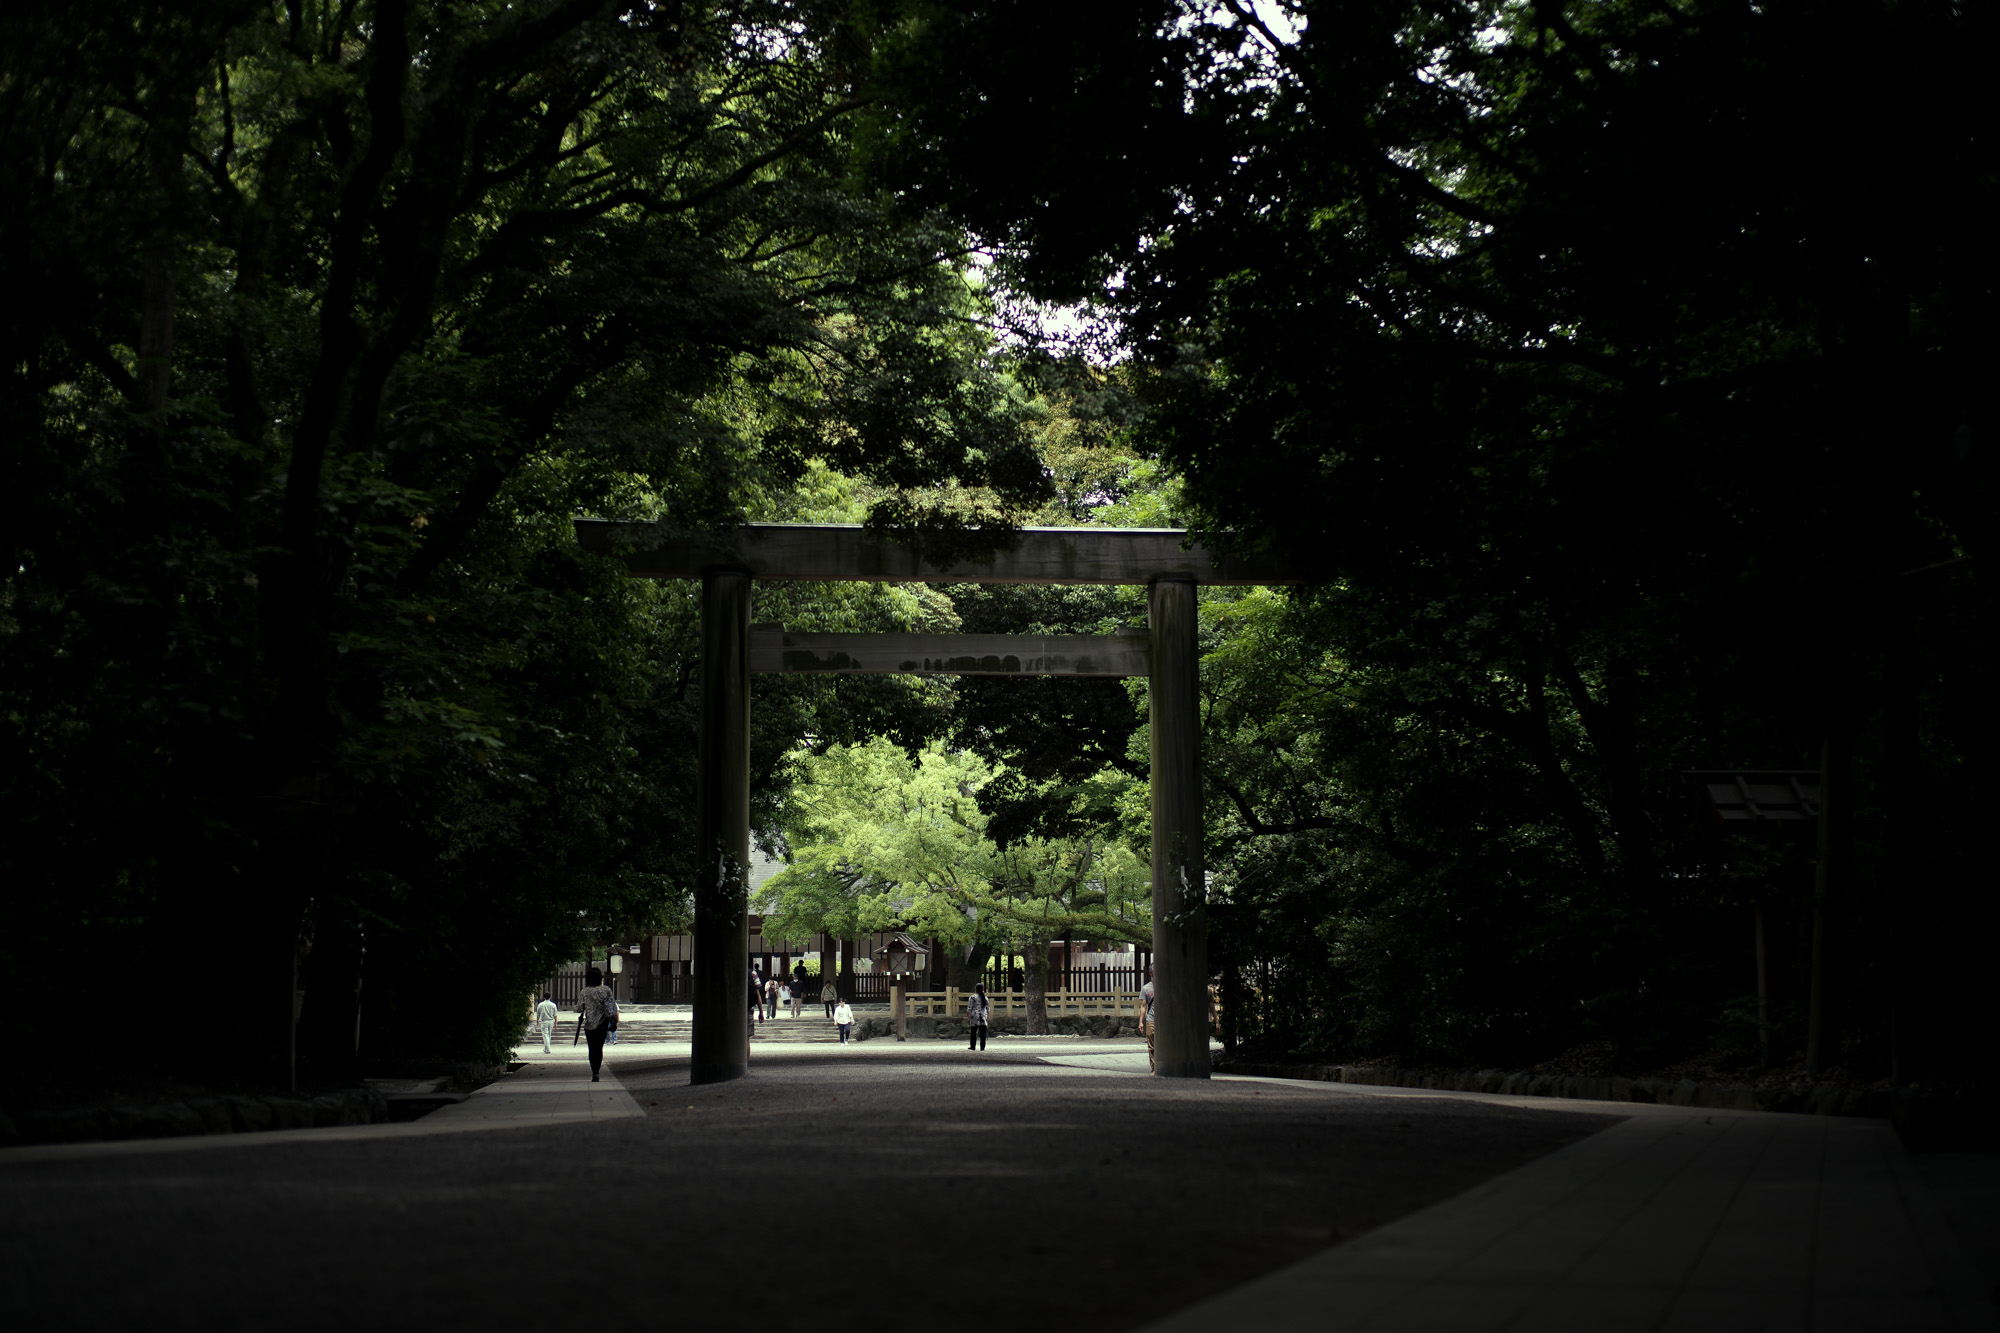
[0,1086,388,1149]
[1219,1060,1989,1139]
[0,1060,642,1166]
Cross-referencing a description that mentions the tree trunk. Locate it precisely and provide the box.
[1523,675,1607,878]
[1553,652,1655,888]
[296,909,366,1082]
[944,940,991,992]
[1023,939,1050,1035]
[138,244,174,424]
[1882,603,1919,1084]
[1807,725,1852,1076]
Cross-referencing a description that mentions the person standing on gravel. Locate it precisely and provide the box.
[966,982,992,1052]
[833,998,855,1045]
[1141,969,1157,1074]
[536,992,559,1054]
[576,968,615,1082]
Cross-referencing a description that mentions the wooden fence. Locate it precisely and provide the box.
[982,963,1146,994]
[550,969,895,1006]
[540,964,1149,1009]
[903,987,1145,1020]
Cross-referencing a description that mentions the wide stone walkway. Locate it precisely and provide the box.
[1,1043,1991,1332]
[1149,1078,1996,1331]
[419,1054,643,1127]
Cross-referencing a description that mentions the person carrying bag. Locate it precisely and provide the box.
[575,967,615,1082]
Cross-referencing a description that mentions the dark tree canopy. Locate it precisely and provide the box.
[879,0,1993,1075]
[0,0,1045,1074]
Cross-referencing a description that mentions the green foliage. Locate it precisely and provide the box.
[0,0,1047,1076]
[758,736,1149,956]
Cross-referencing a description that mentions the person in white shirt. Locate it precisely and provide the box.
[833,999,855,1044]
[535,992,559,1053]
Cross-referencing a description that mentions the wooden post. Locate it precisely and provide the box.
[691,569,752,1085]
[894,983,906,1041]
[1805,729,1848,1077]
[1149,577,1209,1078]
[1754,902,1771,1069]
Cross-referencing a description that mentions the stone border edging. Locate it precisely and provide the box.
[1215,1061,1988,1138]
[0,1087,388,1148]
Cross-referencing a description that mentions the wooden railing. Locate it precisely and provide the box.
[902,987,1144,1020]
[982,964,1146,994]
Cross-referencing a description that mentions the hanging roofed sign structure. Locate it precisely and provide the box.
[1684,771,1824,823]
[575,519,1303,1086]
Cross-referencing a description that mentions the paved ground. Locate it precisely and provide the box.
[1,1039,1992,1332]
[1153,1082,1997,1332]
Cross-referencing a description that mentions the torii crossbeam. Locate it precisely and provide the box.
[574,521,1300,1083]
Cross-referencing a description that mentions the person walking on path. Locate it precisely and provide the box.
[821,979,838,1019]
[1140,969,1157,1073]
[765,976,779,1020]
[966,982,992,1051]
[750,973,764,1029]
[576,968,615,1082]
[536,993,559,1054]
[833,998,855,1045]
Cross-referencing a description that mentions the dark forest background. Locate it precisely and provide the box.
[2,0,1989,1094]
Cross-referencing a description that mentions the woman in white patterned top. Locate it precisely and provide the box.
[576,967,616,1082]
[966,982,993,1052]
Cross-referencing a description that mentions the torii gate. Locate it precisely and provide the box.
[574,521,1297,1083]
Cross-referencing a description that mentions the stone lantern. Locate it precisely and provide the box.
[872,932,928,1040]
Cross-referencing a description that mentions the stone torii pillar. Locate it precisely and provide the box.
[1148,577,1209,1078]
[690,568,751,1085]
